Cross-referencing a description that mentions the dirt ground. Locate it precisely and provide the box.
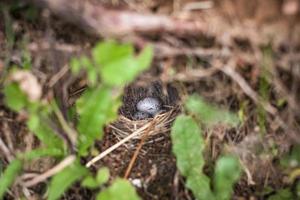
[1,0,300,199]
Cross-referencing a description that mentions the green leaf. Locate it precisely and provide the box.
[185,95,239,127]
[20,148,64,160]
[97,178,140,200]
[92,40,134,66]
[96,167,110,185]
[72,41,153,87]
[27,113,64,149]
[135,45,153,70]
[76,86,120,155]
[94,41,152,86]
[214,156,241,200]
[81,56,97,86]
[48,161,88,200]
[70,57,81,74]
[171,115,214,200]
[0,159,22,199]
[81,167,110,189]
[268,189,293,200]
[82,176,99,189]
[4,83,28,111]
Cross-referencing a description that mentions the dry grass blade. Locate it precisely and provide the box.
[0,136,14,162]
[124,119,156,179]
[85,122,151,168]
[23,155,76,187]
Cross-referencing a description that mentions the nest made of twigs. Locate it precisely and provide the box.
[109,106,180,141]
[108,81,181,144]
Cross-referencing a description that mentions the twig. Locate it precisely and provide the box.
[30,0,207,38]
[218,62,277,115]
[85,121,152,167]
[153,43,224,58]
[240,160,255,185]
[23,155,76,187]
[3,122,14,153]
[52,102,77,146]
[167,67,218,82]
[218,61,300,142]
[48,64,69,87]
[21,173,40,181]
[28,41,80,53]
[124,119,156,179]
[183,1,214,11]
[0,136,14,162]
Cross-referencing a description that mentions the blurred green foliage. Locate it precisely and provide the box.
[0,159,22,199]
[185,95,240,127]
[2,40,153,199]
[97,179,140,200]
[171,95,241,200]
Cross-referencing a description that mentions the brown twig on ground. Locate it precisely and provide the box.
[153,43,224,59]
[85,122,151,168]
[0,136,14,162]
[217,60,300,143]
[30,0,207,38]
[48,64,69,87]
[217,60,277,115]
[28,42,81,53]
[22,155,76,187]
[166,67,219,82]
[123,119,156,179]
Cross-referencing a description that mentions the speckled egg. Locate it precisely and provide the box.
[133,111,151,120]
[136,97,161,115]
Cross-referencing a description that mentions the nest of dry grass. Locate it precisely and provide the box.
[109,105,180,142]
[110,81,181,144]
[86,81,181,167]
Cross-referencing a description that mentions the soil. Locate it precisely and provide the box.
[1,0,300,199]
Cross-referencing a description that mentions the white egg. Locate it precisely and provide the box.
[133,111,150,120]
[137,97,161,115]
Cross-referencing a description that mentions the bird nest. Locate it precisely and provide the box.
[109,106,180,141]
[108,81,181,143]
[86,81,180,167]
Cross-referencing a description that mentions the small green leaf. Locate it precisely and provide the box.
[268,188,293,200]
[27,113,64,149]
[94,41,152,86]
[92,40,134,66]
[0,159,22,199]
[48,161,88,200]
[27,113,39,129]
[70,58,81,74]
[81,56,97,86]
[87,66,97,86]
[214,156,241,200]
[136,45,153,70]
[76,86,120,155]
[4,83,28,111]
[171,115,214,200]
[96,167,110,185]
[97,178,140,200]
[82,165,110,189]
[100,57,134,86]
[82,176,99,189]
[185,95,239,127]
[20,148,64,160]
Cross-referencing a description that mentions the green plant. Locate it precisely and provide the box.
[1,40,152,199]
[171,95,241,200]
[0,159,22,198]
